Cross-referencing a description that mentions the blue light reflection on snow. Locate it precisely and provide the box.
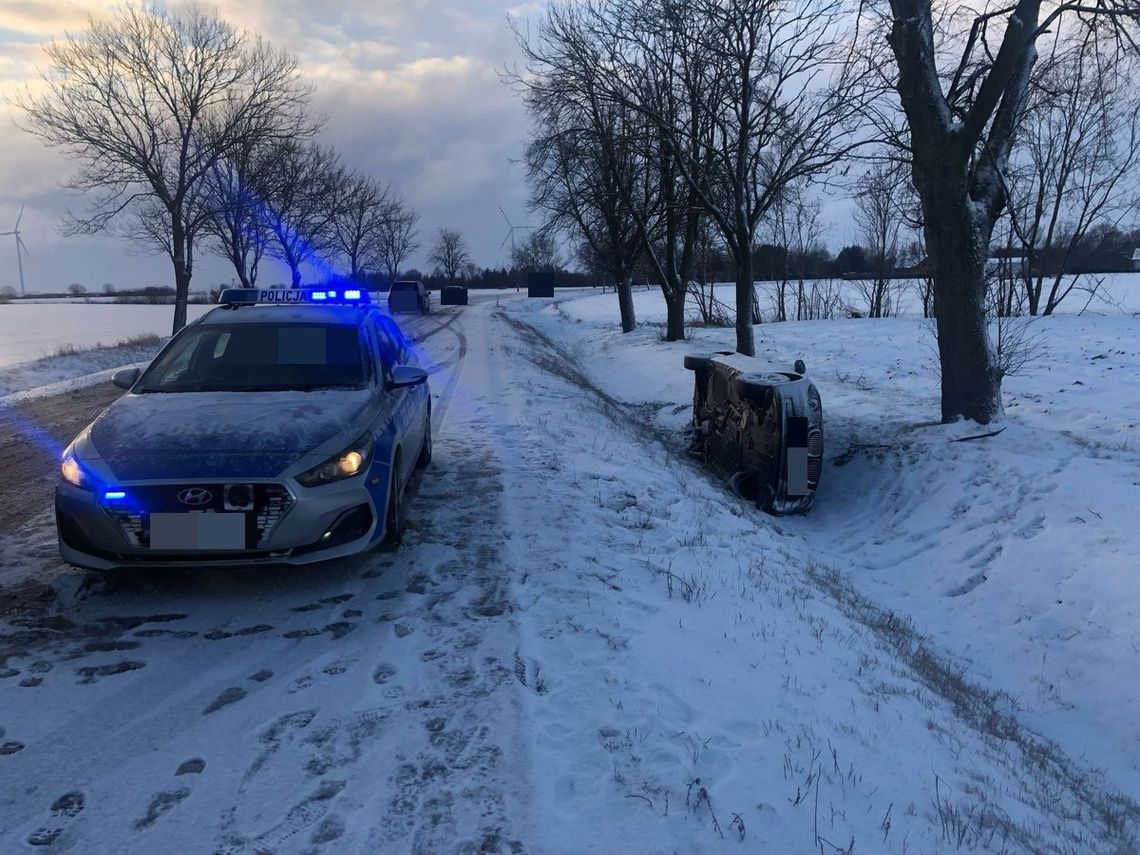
[0,401,68,462]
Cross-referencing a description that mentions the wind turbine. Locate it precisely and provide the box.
[0,206,29,296]
[499,206,535,261]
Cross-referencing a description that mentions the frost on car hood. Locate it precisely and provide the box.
[88,389,373,457]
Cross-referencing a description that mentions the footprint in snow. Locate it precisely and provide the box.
[206,625,273,640]
[203,687,247,715]
[76,660,146,684]
[132,788,191,831]
[288,675,314,694]
[322,658,357,677]
[311,816,346,844]
[176,758,206,776]
[27,791,85,846]
[372,664,398,684]
[946,571,987,597]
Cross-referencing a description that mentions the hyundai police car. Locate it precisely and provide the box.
[54,288,432,569]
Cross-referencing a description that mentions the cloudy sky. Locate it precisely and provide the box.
[0,0,546,293]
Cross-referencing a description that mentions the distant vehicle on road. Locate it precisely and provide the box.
[388,280,431,314]
[55,287,432,570]
[440,284,469,306]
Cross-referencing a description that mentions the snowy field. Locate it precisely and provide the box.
[0,303,211,368]
[0,284,1138,852]
[744,271,1140,319]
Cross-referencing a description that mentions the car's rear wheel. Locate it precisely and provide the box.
[416,406,432,468]
[379,453,404,551]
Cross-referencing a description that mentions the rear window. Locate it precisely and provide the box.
[390,282,418,292]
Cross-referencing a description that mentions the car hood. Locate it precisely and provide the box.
[88,389,373,462]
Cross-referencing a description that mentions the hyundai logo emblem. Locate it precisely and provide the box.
[177,487,214,507]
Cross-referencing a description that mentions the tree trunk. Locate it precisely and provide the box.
[290,264,302,288]
[924,204,1002,424]
[664,287,685,341]
[616,273,636,334]
[171,223,191,335]
[1026,276,1040,316]
[233,252,251,288]
[735,247,755,355]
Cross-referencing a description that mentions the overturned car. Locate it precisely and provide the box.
[684,352,823,514]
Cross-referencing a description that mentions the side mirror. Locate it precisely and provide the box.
[112,367,142,390]
[793,359,807,375]
[387,365,428,390]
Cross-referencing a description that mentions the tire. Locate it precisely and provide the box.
[416,406,432,468]
[379,452,404,551]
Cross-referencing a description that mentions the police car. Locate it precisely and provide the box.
[55,288,431,569]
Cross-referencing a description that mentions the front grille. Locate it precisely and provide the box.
[807,456,822,485]
[105,483,294,549]
[807,430,823,457]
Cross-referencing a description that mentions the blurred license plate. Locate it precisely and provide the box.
[150,513,246,550]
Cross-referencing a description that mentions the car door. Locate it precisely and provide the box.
[370,319,418,485]
[380,316,428,461]
[359,323,402,487]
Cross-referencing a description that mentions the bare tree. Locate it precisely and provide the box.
[328,172,392,282]
[513,1,712,342]
[511,230,563,272]
[429,228,471,282]
[202,140,271,288]
[782,187,838,321]
[518,63,648,333]
[375,197,420,282]
[852,163,906,318]
[690,216,733,326]
[1007,35,1140,316]
[879,1,1140,423]
[254,141,342,287]
[18,6,309,332]
[589,0,867,353]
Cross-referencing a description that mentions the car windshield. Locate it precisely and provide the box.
[137,322,367,393]
[390,282,418,291]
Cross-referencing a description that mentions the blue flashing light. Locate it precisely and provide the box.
[218,288,371,306]
[103,490,127,501]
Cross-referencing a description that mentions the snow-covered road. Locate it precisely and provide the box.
[1,299,1135,853]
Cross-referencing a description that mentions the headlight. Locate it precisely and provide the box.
[296,433,375,488]
[807,386,822,417]
[61,445,90,489]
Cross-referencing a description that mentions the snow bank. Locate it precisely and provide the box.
[0,341,164,400]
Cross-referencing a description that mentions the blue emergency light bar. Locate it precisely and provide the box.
[218,288,371,306]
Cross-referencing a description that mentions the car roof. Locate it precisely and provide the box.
[196,304,375,327]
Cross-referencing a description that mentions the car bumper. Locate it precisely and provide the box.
[54,475,386,570]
